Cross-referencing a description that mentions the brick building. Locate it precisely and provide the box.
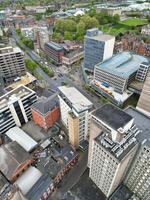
[31,94,60,131]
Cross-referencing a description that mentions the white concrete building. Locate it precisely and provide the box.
[88,104,140,197]
[58,86,93,148]
[0,85,37,135]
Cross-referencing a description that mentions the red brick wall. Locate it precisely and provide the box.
[31,107,60,131]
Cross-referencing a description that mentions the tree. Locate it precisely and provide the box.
[52,32,63,42]
[64,31,73,40]
[64,19,77,32]
[76,21,86,41]
[147,15,150,23]
[81,15,99,29]
[55,19,66,34]
[25,59,37,73]
[112,14,120,24]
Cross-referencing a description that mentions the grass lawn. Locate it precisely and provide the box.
[101,24,129,36]
[119,18,148,27]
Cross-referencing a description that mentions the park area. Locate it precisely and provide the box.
[101,18,148,36]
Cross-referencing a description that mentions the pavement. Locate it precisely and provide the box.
[50,150,88,200]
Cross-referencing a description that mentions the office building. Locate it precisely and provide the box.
[136,62,150,82]
[44,42,64,65]
[0,46,26,84]
[89,104,139,197]
[62,50,84,66]
[36,27,49,50]
[0,85,37,135]
[58,86,93,148]
[31,94,60,131]
[94,52,149,94]
[83,28,115,72]
[136,72,150,117]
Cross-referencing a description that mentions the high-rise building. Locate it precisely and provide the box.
[125,139,150,200]
[83,28,115,72]
[88,104,139,198]
[58,86,93,148]
[136,72,150,117]
[0,85,37,135]
[0,46,26,85]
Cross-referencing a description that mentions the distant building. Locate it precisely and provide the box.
[58,86,93,148]
[136,72,150,117]
[94,52,149,94]
[36,27,49,50]
[31,94,60,131]
[0,85,37,135]
[96,7,122,16]
[141,24,150,36]
[0,46,26,85]
[83,28,115,72]
[21,27,34,40]
[89,104,139,198]
[0,141,33,182]
[44,42,64,65]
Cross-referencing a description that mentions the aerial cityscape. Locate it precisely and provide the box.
[0,0,150,200]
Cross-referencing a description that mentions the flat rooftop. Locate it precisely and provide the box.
[85,32,114,42]
[0,46,22,55]
[125,107,150,142]
[95,52,150,79]
[0,85,35,110]
[93,104,133,130]
[95,125,139,161]
[58,86,93,112]
[5,72,37,90]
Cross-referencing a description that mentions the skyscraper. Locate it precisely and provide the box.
[88,104,139,197]
[83,28,115,72]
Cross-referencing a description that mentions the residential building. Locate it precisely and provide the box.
[125,139,150,200]
[94,52,149,94]
[0,141,33,182]
[141,24,150,36]
[83,28,115,72]
[89,104,139,198]
[0,85,37,135]
[44,42,64,65]
[136,62,150,82]
[0,46,26,84]
[31,94,60,131]
[136,72,150,117]
[58,86,93,148]
[21,27,34,40]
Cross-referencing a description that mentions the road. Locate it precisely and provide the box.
[11,29,102,109]
[50,151,88,200]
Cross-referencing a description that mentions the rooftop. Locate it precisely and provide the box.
[45,41,63,51]
[95,124,139,161]
[6,127,38,152]
[58,86,93,112]
[85,28,115,41]
[0,46,22,55]
[26,173,53,200]
[0,85,36,110]
[0,141,31,180]
[5,72,37,91]
[93,104,133,130]
[31,94,59,115]
[125,107,150,142]
[95,52,150,79]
